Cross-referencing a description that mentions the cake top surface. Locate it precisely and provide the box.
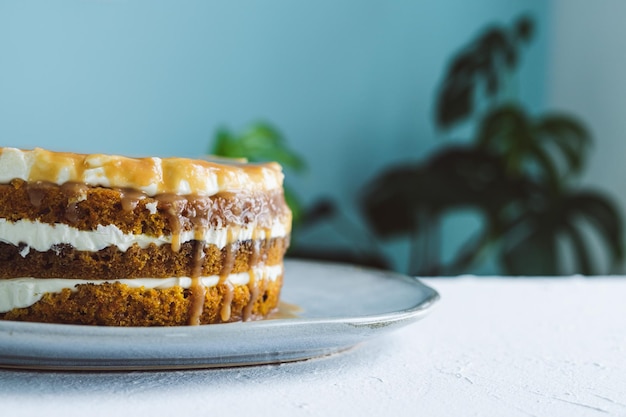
[0,147,284,196]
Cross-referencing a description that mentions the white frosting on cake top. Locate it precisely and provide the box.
[0,147,284,196]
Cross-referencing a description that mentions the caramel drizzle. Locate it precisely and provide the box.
[159,195,208,325]
[188,240,207,326]
[21,181,291,233]
[26,183,47,208]
[27,182,91,224]
[119,188,146,212]
[118,192,269,325]
[242,239,262,321]
[242,227,270,321]
[158,193,185,253]
[219,229,237,322]
[268,301,303,320]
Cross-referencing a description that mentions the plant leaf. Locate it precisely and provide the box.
[435,81,473,129]
[211,128,236,157]
[514,15,535,43]
[434,17,535,129]
[497,189,624,275]
[476,105,581,188]
[476,104,528,148]
[562,222,593,275]
[361,165,425,237]
[567,191,624,262]
[502,228,559,275]
[479,28,516,71]
[534,115,591,177]
[524,141,561,190]
[209,122,306,172]
[360,147,529,239]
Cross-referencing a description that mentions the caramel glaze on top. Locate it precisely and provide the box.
[0,148,292,326]
[0,147,284,196]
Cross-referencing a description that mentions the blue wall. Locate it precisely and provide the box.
[0,1,551,273]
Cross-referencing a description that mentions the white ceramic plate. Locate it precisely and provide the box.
[0,259,439,370]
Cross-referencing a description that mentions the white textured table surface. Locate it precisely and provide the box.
[2,277,626,417]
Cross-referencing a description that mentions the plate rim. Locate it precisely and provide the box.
[0,259,440,370]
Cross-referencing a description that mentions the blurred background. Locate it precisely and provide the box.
[0,0,623,276]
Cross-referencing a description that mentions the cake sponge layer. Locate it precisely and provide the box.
[0,179,291,236]
[0,238,288,279]
[0,275,282,326]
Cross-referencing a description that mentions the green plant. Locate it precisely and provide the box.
[361,16,624,276]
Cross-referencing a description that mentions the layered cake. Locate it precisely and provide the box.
[0,147,291,326]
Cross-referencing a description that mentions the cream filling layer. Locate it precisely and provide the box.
[0,264,283,313]
[0,218,289,253]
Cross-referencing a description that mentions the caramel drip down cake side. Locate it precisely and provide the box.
[0,148,291,326]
